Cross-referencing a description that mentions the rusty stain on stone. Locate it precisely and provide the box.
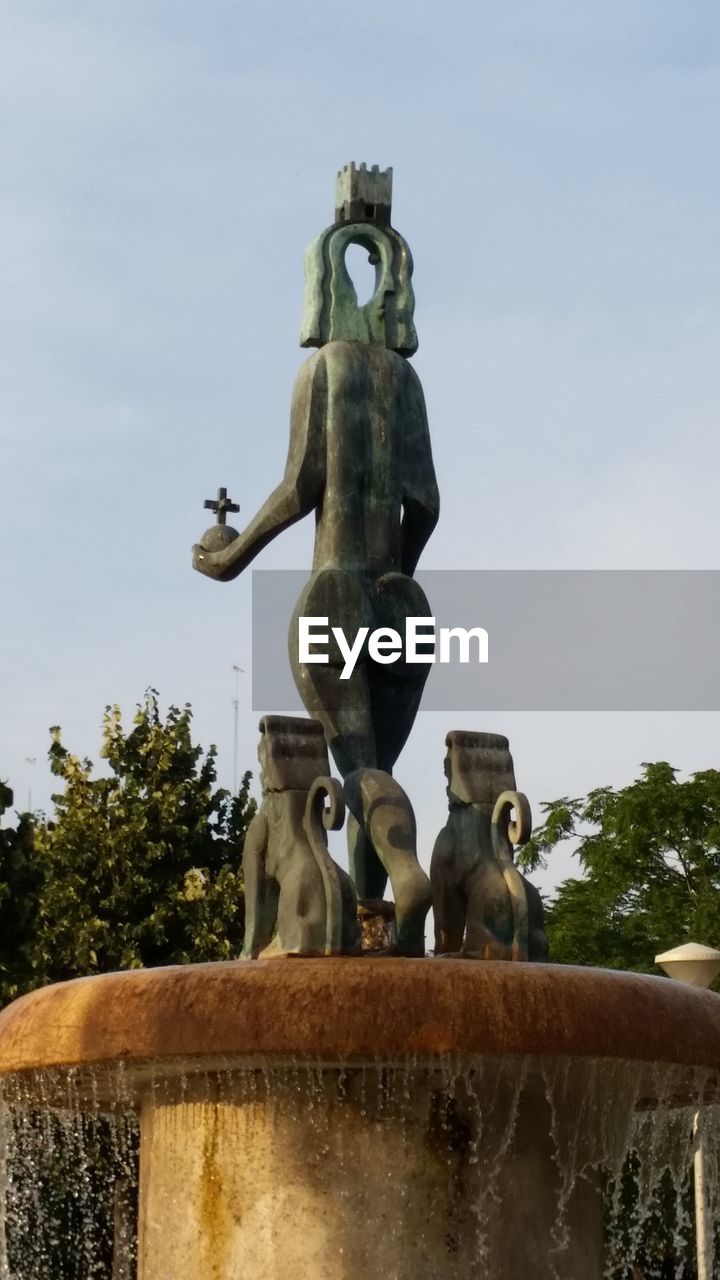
[198,1103,232,1278]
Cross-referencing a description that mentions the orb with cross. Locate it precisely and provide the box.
[199,487,241,552]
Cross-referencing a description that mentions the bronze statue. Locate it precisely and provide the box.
[431,731,548,960]
[242,717,360,957]
[194,165,438,930]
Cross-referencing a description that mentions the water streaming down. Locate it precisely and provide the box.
[0,1054,717,1279]
[0,1066,139,1279]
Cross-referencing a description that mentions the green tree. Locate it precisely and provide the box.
[0,783,39,1004]
[27,691,256,990]
[520,762,720,972]
[2,694,257,1280]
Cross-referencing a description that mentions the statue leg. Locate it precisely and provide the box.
[430,826,467,955]
[242,812,278,959]
[347,813,387,900]
[464,866,514,959]
[344,768,432,957]
[369,572,433,772]
[524,877,549,961]
[350,573,432,898]
[337,864,363,955]
[289,570,387,897]
[271,854,329,956]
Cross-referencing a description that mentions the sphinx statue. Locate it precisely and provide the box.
[242,716,361,958]
[193,165,437,933]
[430,731,548,960]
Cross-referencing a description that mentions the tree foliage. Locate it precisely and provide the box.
[0,783,39,1004]
[1,694,257,1279]
[0,692,256,1001]
[519,762,720,972]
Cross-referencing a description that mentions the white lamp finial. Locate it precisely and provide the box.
[655,942,720,989]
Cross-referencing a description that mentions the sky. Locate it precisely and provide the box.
[1,1,719,906]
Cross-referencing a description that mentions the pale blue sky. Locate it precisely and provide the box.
[2,2,719,898]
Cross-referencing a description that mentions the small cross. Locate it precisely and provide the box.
[203,486,240,526]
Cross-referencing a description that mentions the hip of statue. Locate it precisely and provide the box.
[289,569,431,669]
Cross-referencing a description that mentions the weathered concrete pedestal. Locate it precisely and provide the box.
[137,1066,603,1280]
[1,958,719,1279]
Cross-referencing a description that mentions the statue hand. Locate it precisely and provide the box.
[192,521,242,580]
[192,542,231,580]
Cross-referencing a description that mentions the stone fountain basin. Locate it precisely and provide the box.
[0,958,718,1094]
[2,959,719,1280]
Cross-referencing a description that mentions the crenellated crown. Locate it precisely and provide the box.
[335,162,393,228]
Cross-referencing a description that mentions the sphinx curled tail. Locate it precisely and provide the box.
[490,791,549,964]
[302,776,361,955]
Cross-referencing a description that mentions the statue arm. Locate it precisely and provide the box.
[401,496,439,577]
[400,366,439,576]
[193,359,325,583]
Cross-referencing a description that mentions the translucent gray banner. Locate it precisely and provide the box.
[251,570,720,712]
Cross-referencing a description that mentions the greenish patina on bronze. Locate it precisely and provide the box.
[431,732,548,960]
[194,165,436,952]
[242,717,360,958]
[193,166,547,963]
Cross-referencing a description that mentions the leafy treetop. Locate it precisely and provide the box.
[519,762,720,973]
[0,692,256,1003]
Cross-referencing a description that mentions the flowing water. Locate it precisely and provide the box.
[0,1055,717,1279]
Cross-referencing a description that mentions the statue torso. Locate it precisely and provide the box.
[292,341,428,576]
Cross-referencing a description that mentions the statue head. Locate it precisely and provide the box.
[443,731,517,811]
[300,163,418,357]
[257,716,330,793]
